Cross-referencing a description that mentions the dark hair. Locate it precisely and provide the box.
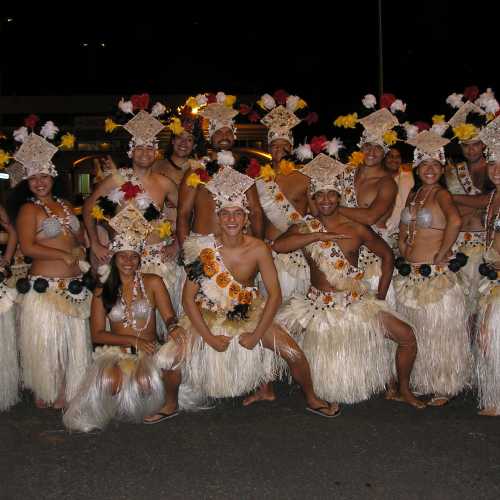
[100,255,121,313]
[6,176,65,222]
[165,121,207,159]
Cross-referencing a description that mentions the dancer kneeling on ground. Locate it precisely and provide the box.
[273,154,424,410]
[64,231,191,431]
[156,167,339,418]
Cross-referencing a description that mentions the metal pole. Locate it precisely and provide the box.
[378,0,384,98]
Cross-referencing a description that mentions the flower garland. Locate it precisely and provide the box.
[184,240,258,320]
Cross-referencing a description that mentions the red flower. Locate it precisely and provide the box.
[380,93,396,109]
[414,121,431,131]
[25,114,40,129]
[206,93,217,104]
[195,168,210,182]
[248,110,260,123]
[120,181,142,200]
[246,159,261,178]
[310,135,327,155]
[239,104,252,116]
[464,85,479,102]
[273,89,289,106]
[305,112,319,125]
[131,93,150,111]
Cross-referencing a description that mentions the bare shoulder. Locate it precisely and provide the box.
[153,171,175,188]
[142,273,163,287]
[379,173,397,190]
[244,235,271,255]
[18,202,38,218]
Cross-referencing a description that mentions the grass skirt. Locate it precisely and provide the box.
[0,284,19,411]
[277,287,394,404]
[394,265,472,397]
[475,279,500,412]
[18,278,92,404]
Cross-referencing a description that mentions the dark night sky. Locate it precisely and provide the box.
[0,2,497,136]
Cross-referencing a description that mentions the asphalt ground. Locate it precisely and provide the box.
[1,385,499,500]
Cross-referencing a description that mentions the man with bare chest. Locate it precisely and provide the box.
[156,171,339,418]
[83,96,182,317]
[274,157,423,409]
[176,101,263,248]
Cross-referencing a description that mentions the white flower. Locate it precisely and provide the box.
[196,94,208,106]
[362,94,377,109]
[78,260,91,274]
[97,264,111,284]
[286,95,300,112]
[484,99,500,115]
[13,126,29,143]
[403,123,419,140]
[446,93,464,109]
[294,144,313,161]
[475,88,495,108]
[390,99,406,114]
[325,137,344,158]
[107,188,125,204]
[135,192,154,210]
[118,98,134,115]
[216,92,227,104]
[217,150,235,166]
[151,102,166,117]
[430,122,449,137]
[260,93,276,110]
[40,121,59,140]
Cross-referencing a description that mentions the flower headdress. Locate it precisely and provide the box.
[407,130,450,168]
[300,153,345,196]
[333,93,411,155]
[104,93,168,157]
[193,91,239,139]
[257,90,318,146]
[0,114,75,184]
[479,115,500,163]
[446,86,499,144]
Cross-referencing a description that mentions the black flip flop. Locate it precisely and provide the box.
[143,410,179,424]
[306,404,342,419]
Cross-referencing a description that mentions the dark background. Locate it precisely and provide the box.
[0,2,497,133]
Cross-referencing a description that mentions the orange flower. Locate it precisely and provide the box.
[200,248,216,264]
[320,240,332,248]
[238,290,253,305]
[228,282,242,298]
[275,193,285,202]
[216,272,231,288]
[322,294,333,304]
[203,261,219,278]
[335,259,346,270]
[290,212,301,222]
[464,233,472,242]
[58,280,66,290]
[351,291,359,300]
[435,265,444,273]
[311,220,321,230]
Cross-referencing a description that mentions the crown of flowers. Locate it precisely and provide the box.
[104,93,168,157]
[445,86,499,143]
[0,115,75,179]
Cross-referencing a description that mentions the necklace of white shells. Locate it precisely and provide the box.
[120,272,152,336]
[33,197,74,234]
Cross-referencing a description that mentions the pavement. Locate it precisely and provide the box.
[1,386,499,500]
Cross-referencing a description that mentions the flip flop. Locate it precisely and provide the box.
[143,410,179,424]
[306,404,342,419]
[428,396,449,407]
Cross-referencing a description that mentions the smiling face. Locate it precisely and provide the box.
[114,251,141,277]
[313,190,340,216]
[384,148,402,173]
[417,160,444,185]
[131,145,157,168]
[28,174,54,199]
[217,206,247,236]
[172,131,195,158]
[270,138,292,164]
[212,127,235,151]
[361,142,385,167]
[487,161,500,187]
[461,140,485,163]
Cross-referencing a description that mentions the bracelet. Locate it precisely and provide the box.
[166,319,179,334]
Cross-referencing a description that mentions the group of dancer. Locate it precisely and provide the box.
[0,86,499,432]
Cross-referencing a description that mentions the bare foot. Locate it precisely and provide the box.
[243,383,276,407]
[306,396,341,417]
[387,389,426,409]
[478,408,500,417]
[427,396,449,407]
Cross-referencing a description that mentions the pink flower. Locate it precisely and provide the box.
[380,93,396,109]
[131,93,150,111]
[463,85,479,102]
[310,135,327,155]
